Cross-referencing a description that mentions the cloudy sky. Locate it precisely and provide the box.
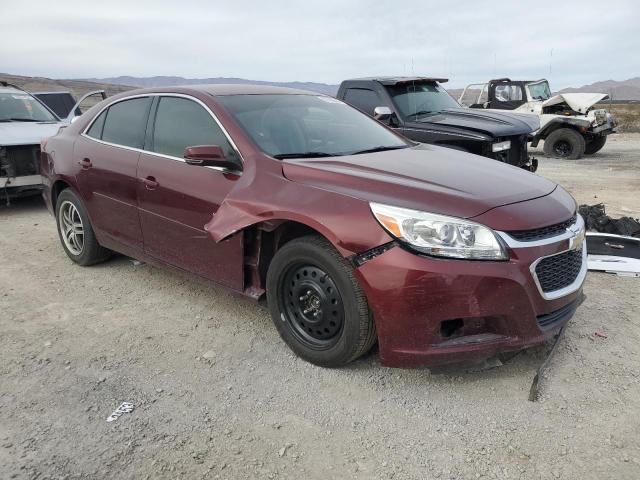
[1,0,638,89]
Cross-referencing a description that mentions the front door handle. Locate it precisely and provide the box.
[79,158,92,169]
[141,176,159,190]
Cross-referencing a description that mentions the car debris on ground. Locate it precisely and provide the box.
[106,402,135,423]
[578,203,640,276]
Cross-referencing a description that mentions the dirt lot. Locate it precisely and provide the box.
[1,135,639,480]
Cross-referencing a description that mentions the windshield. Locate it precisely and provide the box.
[216,94,408,158]
[0,92,58,122]
[527,81,552,101]
[387,82,460,119]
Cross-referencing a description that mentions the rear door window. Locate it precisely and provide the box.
[151,96,238,161]
[101,97,152,148]
[342,88,381,115]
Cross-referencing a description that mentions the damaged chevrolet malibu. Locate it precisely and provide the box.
[40,85,587,368]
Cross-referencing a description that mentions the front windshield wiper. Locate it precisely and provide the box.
[273,152,339,160]
[349,145,408,155]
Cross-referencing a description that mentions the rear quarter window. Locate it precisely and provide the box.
[86,110,107,139]
[101,97,152,148]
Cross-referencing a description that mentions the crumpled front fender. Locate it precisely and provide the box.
[204,160,392,257]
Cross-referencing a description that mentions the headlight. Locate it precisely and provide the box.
[370,203,508,260]
[492,140,511,152]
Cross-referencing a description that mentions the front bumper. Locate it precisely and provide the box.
[354,227,586,368]
[1,174,43,189]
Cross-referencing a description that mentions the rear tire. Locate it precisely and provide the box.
[584,135,607,155]
[55,189,111,266]
[543,128,586,159]
[266,235,376,367]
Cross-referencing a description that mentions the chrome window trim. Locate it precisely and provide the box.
[529,241,587,300]
[496,214,584,249]
[80,92,244,173]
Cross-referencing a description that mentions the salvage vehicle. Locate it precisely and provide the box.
[41,85,587,368]
[34,90,107,123]
[0,82,65,200]
[458,78,616,159]
[337,77,539,171]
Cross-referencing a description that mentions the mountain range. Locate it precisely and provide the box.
[3,73,640,101]
[558,77,640,101]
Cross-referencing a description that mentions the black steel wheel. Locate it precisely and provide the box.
[543,128,586,160]
[282,264,344,349]
[266,235,377,367]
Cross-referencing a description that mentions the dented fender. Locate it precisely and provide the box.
[203,159,393,258]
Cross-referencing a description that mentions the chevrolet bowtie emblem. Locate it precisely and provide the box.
[568,224,586,250]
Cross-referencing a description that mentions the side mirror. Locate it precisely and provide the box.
[183,145,240,171]
[373,106,398,126]
[373,106,392,120]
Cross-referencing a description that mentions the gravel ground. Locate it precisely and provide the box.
[1,135,639,480]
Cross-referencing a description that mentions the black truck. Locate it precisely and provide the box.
[337,77,539,171]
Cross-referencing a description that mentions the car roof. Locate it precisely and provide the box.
[346,76,449,85]
[116,84,321,97]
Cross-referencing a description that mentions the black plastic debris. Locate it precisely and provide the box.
[578,204,640,237]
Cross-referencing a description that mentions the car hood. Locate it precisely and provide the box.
[281,145,557,220]
[0,121,65,146]
[542,93,609,113]
[415,107,539,137]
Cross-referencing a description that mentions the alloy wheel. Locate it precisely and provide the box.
[58,200,84,255]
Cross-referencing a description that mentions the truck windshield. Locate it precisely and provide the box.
[217,94,408,159]
[387,82,460,119]
[527,81,552,101]
[0,92,58,122]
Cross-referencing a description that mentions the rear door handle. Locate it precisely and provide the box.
[79,158,92,169]
[141,176,159,190]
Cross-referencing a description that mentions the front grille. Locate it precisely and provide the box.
[535,249,583,293]
[0,145,40,178]
[537,297,581,329]
[508,215,577,242]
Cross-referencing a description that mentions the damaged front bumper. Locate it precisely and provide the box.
[0,145,43,198]
[354,230,586,368]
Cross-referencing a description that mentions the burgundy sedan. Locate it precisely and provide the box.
[40,85,586,368]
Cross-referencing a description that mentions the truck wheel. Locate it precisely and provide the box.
[266,235,376,367]
[584,135,607,155]
[55,189,111,266]
[543,128,586,159]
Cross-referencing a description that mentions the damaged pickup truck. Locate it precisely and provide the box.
[459,78,616,159]
[41,85,586,368]
[337,77,540,171]
[0,83,65,200]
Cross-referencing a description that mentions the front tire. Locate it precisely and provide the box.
[543,128,586,159]
[584,135,607,155]
[55,189,111,266]
[266,236,376,367]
